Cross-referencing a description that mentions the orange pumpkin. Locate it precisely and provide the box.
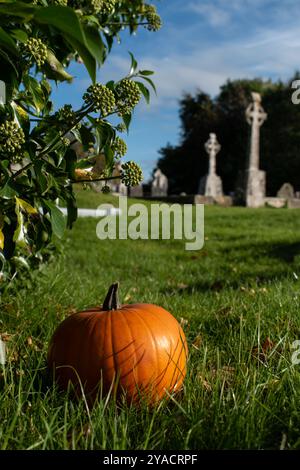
[47,283,188,404]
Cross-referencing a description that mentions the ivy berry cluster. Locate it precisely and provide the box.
[144,4,162,32]
[121,161,143,187]
[0,121,25,164]
[111,136,127,159]
[21,38,48,67]
[115,80,141,116]
[56,105,77,128]
[83,84,116,115]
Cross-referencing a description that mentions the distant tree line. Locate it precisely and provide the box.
[157,74,300,196]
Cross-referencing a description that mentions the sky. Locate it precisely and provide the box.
[52,0,300,180]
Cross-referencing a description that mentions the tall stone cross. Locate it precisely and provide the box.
[246,92,267,171]
[245,92,267,207]
[205,133,221,176]
[199,133,223,198]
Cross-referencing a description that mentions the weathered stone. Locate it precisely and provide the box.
[151,169,168,197]
[245,93,267,208]
[199,133,223,198]
[277,183,295,199]
[264,197,286,208]
[130,185,143,197]
[288,198,300,209]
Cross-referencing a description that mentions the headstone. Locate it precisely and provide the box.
[277,183,295,199]
[264,197,286,209]
[245,92,267,207]
[130,185,143,197]
[111,162,127,196]
[198,133,223,198]
[288,199,300,209]
[151,169,168,197]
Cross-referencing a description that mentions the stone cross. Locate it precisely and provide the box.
[205,133,221,176]
[246,92,267,171]
[198,133,223,198]
[245,92,267,207]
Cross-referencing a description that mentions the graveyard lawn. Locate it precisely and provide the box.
[2,190,300,450]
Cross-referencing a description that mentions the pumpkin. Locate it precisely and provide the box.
[47,283,188,404]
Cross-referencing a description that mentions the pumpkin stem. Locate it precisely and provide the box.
[103,282,121,310]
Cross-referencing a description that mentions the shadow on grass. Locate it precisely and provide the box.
[163,240,300,295]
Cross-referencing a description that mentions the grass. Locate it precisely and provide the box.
[1,188,300,449]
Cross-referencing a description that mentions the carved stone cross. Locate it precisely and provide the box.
[205,133,221,176]
[246,92,267,171]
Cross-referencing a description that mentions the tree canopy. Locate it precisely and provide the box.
[157,75,300,197]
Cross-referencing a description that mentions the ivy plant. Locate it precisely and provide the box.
[0,0,161,286]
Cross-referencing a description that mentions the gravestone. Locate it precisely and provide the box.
[245,92,267,207]
[111,162,127,196]
[277,183,295,199]
[151,169,168,197]
[199,133,223,198]
[130,185,143,197]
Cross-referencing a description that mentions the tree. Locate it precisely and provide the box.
[157,76,300,198]
[0,0,161,285]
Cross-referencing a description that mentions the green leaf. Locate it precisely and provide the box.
[13,199,26,247]
[10,28,28,42]
[122,113,132,132]
[23,75,46,112]
[15,197,37,214]
[0,181,17,199]
[0,26,18,55]
[104,144,114,168]
[141,76,157,94]
[65,35,96,83]
[128,51,138,75]
[34,5,96,82]
[43,200,66,239]
[83,25,105,66]
[139,70,154,76]
[0,1,36,20]
[42,50,73,83]
[136,81,150,104]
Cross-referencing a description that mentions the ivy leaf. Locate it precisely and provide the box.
[0,181,18,199]
[136,81,150,104]
[83,25,105,66]
[43,200,66,239]
[34,6,96,82]
[0,2,36,21]
[139,70,154,76]
[128,51,138,75]
[140,75,157,94]
[42,50,73,83]
[122,113,132,132]
[15,197,37,214]
[0,26,18,55]
[13,199,26,247]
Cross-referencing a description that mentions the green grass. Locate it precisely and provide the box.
[1,189,300,449]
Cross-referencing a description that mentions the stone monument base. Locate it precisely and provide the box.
[246,169,266,208]
[199,174,223,198]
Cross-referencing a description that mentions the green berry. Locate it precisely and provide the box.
[101,184,111,194]
[121,161,143,187]
[83,84,116,115]
[0,121,25,164]
[116,123,126,133]
[111,136,127,159]
[144,4,162,31]
[56,105,77,128]
[22,37,48,67]
[115,80,141,116]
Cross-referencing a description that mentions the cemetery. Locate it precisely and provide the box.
[1,0,300,456]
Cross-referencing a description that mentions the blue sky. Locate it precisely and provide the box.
[52,0,300,180]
